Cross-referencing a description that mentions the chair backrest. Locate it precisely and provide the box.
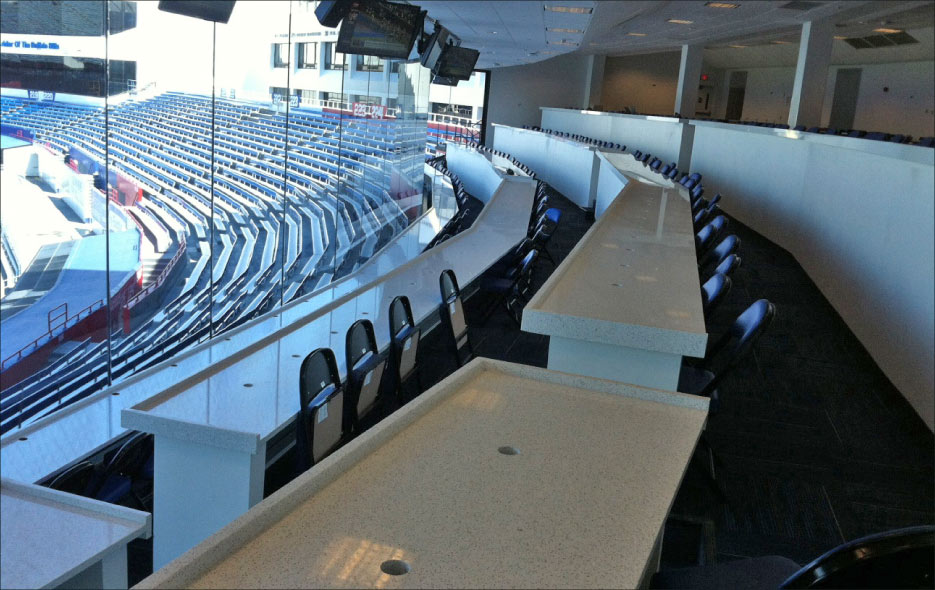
[344,319,386,430]
[701,273,732,316]
[701,299,776,396]
[713,253,742,279]
[702,234,741,270]
[47,461,98,497]
[780,525,934,589]
[696,215,729,256]
[439,269,472,366]
[389,295,420,386]
[297,348,344,469]
[705,193,721,212]
[101,432,152,478]
[690,184,704,201]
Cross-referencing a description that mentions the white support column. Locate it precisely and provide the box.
[582,54,606,110]
[788,19,834,128]
[674,44,703,118]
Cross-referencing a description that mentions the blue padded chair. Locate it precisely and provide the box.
[700,234,740,273]
[651,525,935,590]
[94,432,152,509]
[847,129,866,138]
[691,184,704,201]
[805,126,820,133]
[695,215,729,258]
[296,348,344,472]
[792,125,806,131]
[917,137,935,147]
[707,253,742,284]
[678,299,776,410]
[530,208,561,265]
[388,296,421,401]
[47,461,98,496]
[480,249,539,326]
[667,166,679,180]
[344,319,386,434]
[701,273,732,319]
[639,152,651,163]
[440,269,474,367]
[864,131,889,141]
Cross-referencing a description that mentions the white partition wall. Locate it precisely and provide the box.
[540,108,687,165]
[445,143,506,204]
[492,124,598,209]
[689,121,935,429]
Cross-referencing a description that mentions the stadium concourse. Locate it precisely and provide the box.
[0,91,434,434]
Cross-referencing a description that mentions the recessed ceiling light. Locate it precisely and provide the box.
[667,19,694,24]
[705,2,740,7]
[627,32,647,36]
[873,27,902,34]
[540,50,559,54]
[772,40,791,44]
[547,40,579,46]
[546,27,584,34]
[728,44,747,48]
[544,5,593,14]
[833,35,847,40]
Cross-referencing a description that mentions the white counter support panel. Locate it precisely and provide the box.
[522,162,707,390]
[0,478,151,590]
[135,359,709,590]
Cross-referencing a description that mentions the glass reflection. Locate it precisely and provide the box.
[0,0,487,433]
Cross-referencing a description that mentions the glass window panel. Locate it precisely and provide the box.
[106,0,215,397]
[0,0,110,432]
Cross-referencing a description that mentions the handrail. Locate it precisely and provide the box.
[126,231,187,310]
[1,299,104,372]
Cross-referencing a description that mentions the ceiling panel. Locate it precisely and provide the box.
[416,0,934,69]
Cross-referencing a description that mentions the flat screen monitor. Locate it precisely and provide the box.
[157,1,235,23]
[419,25,449,71]
[435,45,479,80]
[431,74,461,86]
[337,0,424,60]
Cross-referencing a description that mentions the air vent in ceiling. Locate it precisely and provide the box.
[843,31,918,49]
[781,1,823,11]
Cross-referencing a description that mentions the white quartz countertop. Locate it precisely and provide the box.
[135,358,708,589]
[0,478,151,590]
[522,167,708,357]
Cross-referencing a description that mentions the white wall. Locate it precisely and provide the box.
[719,61,935,134]
[445,144,505,204]
[485,53,595,142]
[492,125,598,209]
[689,121,934,429]
[601,51,681,115]
[541,108,686,165]
[821,61,935,137]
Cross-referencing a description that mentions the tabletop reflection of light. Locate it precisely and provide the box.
[317,537,409,588]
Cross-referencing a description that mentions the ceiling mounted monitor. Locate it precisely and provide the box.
[336,0,425,60]
[157,1,235,23]
[315,0,354,27]
[435,45,480,80]
[419,24,450,71]
[431,74,461,86]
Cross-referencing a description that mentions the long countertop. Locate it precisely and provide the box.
[135,358,708,589]
[0,478,151,590]
[522,161,708,357]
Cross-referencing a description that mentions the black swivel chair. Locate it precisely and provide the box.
[295,348,344,473]
[343,319,387,434]
[94,432,153,509]
[651,525,935,589]
[439,269,474,367]
[388,295,422,403]
[47,461,98,496]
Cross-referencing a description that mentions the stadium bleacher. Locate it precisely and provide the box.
[0,91,433,433]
